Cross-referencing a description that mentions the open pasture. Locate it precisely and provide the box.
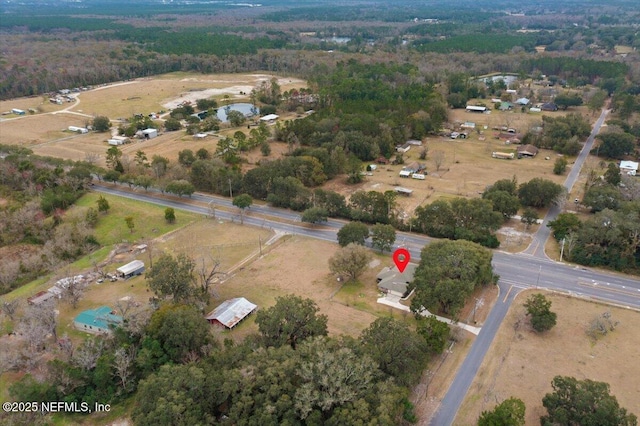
[455,291,640,425]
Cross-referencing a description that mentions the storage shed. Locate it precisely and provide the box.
[142,128,158,139]
[206,297,257,329]
[116,260,145,279]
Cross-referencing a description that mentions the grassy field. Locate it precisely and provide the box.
[455,291,640,425]
[74,192,201,246]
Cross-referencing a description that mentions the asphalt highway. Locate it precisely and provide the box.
[92,106,639,424]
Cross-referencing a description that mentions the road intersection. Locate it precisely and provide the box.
[92,108,639,424]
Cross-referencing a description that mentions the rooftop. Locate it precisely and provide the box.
[75,306,123,330]
[206,297,257,329]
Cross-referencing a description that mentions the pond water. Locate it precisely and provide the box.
[216,103,259,122]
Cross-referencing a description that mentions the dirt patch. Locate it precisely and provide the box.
[455,291,640,425]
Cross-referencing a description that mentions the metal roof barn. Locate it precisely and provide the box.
[206,297,257,329]
[116,260,145,278]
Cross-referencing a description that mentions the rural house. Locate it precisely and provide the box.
[376,263,418,298]
[396,142,411,153]
[206,297,257,329]
[74,306,123,334]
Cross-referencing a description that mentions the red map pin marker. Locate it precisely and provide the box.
[393,248,411,273]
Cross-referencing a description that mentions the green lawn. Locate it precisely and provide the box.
[75,192,200,246]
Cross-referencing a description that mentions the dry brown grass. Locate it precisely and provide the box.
[1,72,307,165]
[455,291,640,425]
[68,73,306,119]
[328,131,567,214]
[0,113,91,146]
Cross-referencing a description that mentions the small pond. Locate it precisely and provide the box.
[216,103,259,122]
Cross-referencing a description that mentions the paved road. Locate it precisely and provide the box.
[93,184,640,312]
[523,108,609,258]
[92,108,640,425]
[429,107,623,425]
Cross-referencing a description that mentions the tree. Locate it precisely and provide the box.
[553,157,568,175]
[103,169,121,184]
[145,304,213,364]
[520,208,539,230]
[295,338,379,420]
[96,195,110,213]
[541,376,637,426]
[227,110,246,127]
[85,207,98,228]
[63,275,85,309]
[416,315,450,354]
[134,175,154,191]
[164,117,182,131]
[524,293,557,332]
[478,397,526,426]
[361,317,429,386]
[196,148,210,160]
[587,90,607,115]
[260,141,271,156]
[484,190,520,219]
[178,149,196,167]
[411,240,496,316]
[164,207,176,224]
[583,184,622,212]
[301,207,328,224]
[232,194,252,225]
[92,115,111,132]
[337,222,370,246]
[105,146,123,170]
[604,163,622,186]
[146,253,195,302]
[433,150,445,171]
[346,155,363,184]
[132,364,223,426]
[255,295,328,349]
[596,132,635,159]
[125,216,135,233]
[328,243,372,282]
[134,150,149,168]
[518,178,565,208]
[165,180,195,197]
[554,93,583,110]
[370,223,396,253]
[547,213,582,241]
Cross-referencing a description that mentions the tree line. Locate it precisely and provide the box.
[0,145,98,293]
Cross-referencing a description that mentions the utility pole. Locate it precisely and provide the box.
[560,238,565,262]
[259,235,263,256]
[228,178,233,199]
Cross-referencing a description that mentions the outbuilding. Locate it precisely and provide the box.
[142,128,158,139]
[620,161,639,176]
[116,260,145,279]
[466,105,487,113]
[396,143,411,153]
[69,126,88,134]
[259,114,279,123]
[206,297,257,329]
[11,108,26,115]
[516,144,539,158]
